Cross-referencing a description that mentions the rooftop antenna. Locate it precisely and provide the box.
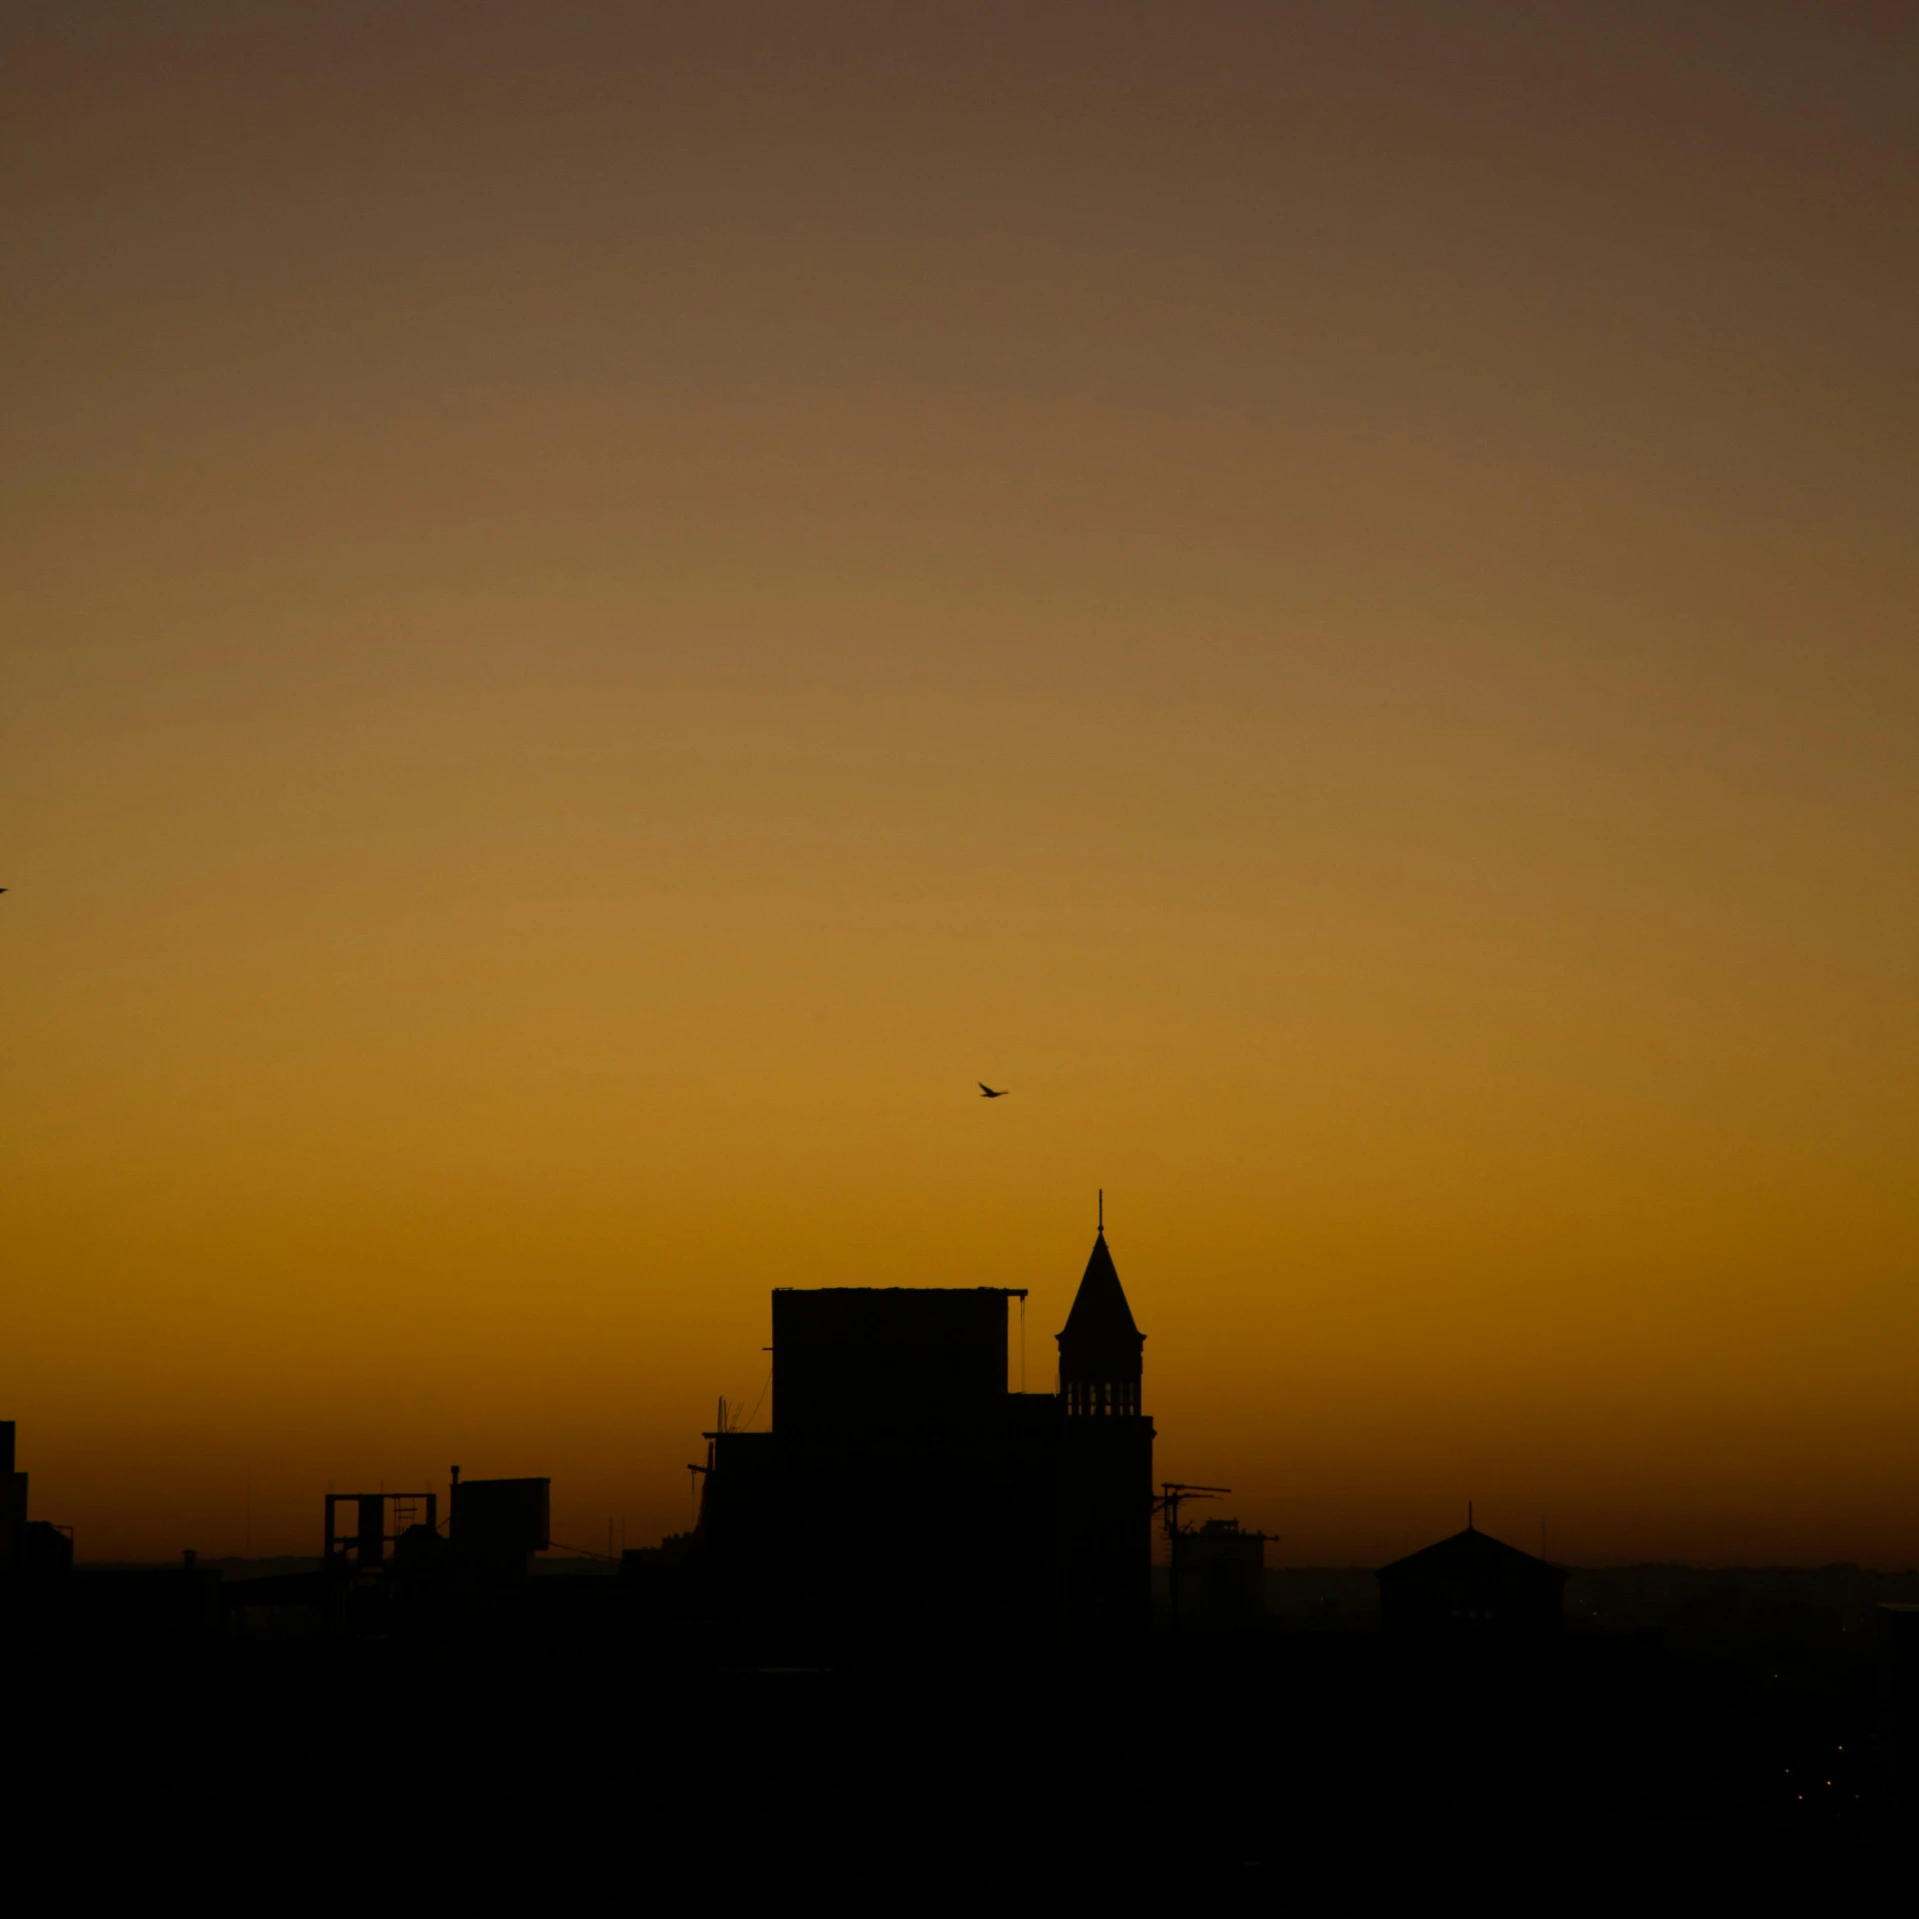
[1098,1189,1104,1234]
[1155,1483,1231,1630]
[1468,1500,1474,1531]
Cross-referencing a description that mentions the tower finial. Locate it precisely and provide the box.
[1097,1188,1103,1234]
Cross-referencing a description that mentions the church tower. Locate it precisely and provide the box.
[1057,1200,1144,1416]
[1052,1197,1154,1655]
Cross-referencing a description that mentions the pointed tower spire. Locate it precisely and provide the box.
[1057,1198,1145,1417]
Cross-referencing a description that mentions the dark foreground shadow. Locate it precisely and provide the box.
[0,1583,1898,1915]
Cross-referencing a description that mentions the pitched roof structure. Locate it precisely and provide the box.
[1059,1232,1141,1344]
[1377,1525,1560,1582]
[1375,1522,1567,1639]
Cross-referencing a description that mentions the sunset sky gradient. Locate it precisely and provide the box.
[4,1,1915,1565]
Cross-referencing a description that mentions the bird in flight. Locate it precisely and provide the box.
[979,1082,1009,1098]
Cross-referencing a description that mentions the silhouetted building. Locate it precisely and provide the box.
[1879,1604,1919,1904]
[1374,1521,1568,1812]
[0,1420,21,1554]
[1052,1230,1156,1650]
[247,1472,553,1636]
[1057,1231,1142,1418]
[1376,1519,1565,1641]
[691,1225,1155,1659]
[1176,1518,1269,1627]
[0,1419,73,1594]
[450,1474,549,1576]
[323,1488,439,1575]
[620,1530,694,1622]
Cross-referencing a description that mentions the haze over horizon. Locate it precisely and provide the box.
[4,1,1915,1567]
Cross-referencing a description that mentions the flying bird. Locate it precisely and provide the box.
[979,1082,1009,1098]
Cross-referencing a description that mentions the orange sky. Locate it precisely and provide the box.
[4,2,1915,1566]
